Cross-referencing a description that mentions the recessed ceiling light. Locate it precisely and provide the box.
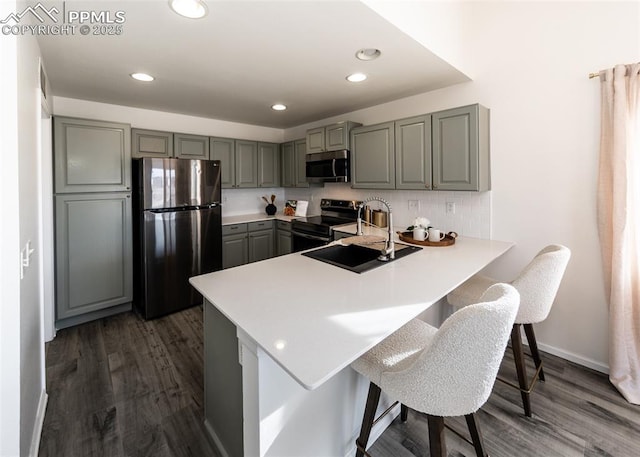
[169,0,208,19]
[355,48,381,61]
[130,73,155,82]
[346,73,367,83]
[271,104,287,111]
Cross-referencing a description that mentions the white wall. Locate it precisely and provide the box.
[285,1,640,372]
[0,1,22,455]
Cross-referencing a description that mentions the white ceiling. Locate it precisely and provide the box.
[37,1,469,129]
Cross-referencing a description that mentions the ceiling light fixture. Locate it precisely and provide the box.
[346,73,367,83]
[271,104,287,111]
[130,73,155,82]
[355,48,381,61]
[169,0,208,19]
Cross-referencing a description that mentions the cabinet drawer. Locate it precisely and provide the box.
[222,223,247,236]
[276,220,291,231]
[248,220,274,231]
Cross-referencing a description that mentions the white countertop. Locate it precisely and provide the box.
[222,213,299,225]
[190,236,513,390]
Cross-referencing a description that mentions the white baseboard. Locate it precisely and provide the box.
[28,389,48,457]
[537,342,609,374]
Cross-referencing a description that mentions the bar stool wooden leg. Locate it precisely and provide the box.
[465,413,488,457]
[426,415,447,457]
[400,404,409,422]
[511,324,532,417]
[524,323,545,382]
[355,383,381,457]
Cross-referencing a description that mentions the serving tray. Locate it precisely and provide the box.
[397,231,458,247]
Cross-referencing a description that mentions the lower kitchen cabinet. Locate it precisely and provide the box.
[222,220,275,268]
[55,193,133,325]
[276,220,292,256]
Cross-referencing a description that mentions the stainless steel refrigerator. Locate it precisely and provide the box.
[132,158,222,319]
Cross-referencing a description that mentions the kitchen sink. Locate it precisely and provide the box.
[302,243,421,273]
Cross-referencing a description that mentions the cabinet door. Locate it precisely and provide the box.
[432,105,487,191]
[55,193,132,320]
[395,115,432,190]
[222,233,249,269]
[257,142,280,187]
[235,140,258,188]
[294,139,309,188]
[325,123,349,151]
[132,128,173,158]
[210,137,236,188]
[276,230,292,256]
[175,133,209,159]
[248,229,274,263]
[281,142,295,188]
[54,117,131,193]
[306,127,325,153]
[350,122,396,189]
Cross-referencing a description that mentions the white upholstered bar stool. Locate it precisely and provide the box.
[351,284,520,457]
[447,244,571,417]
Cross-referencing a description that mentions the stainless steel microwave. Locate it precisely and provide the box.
[305,150,350,183]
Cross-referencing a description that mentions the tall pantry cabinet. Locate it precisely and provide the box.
[53,117,133,329]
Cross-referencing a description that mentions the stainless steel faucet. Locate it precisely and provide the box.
[357,197,394,261]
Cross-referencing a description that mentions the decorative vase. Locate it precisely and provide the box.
[265,204,277,215]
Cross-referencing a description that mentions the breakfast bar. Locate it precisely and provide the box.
[189,236,513,457]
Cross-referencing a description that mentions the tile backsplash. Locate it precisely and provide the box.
[285,183,491,239]
[221,188,286,217]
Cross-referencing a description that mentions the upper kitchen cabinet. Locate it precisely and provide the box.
[235,140,258,188]
[306,121,361,153]
[257,142,280,187]
[281,139,309,188]
[294,139,309,188]
[54,116,131,193]
[395,115,432,190]
[132,128,173,158]
[210,137,236,188]
[431,104,490,191]
[174,133,209,159]
[350,122,396,189]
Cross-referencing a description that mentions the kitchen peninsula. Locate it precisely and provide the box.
[189,236,513,457]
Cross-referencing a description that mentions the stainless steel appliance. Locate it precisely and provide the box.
[305,150,350,183]
[132,158,222,319]
[291,199,360,252]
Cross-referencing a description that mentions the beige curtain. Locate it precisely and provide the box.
[597,63,640,404]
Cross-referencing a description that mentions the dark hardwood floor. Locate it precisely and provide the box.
[39,307,640,457]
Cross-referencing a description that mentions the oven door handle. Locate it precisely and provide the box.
[292,232,331,242]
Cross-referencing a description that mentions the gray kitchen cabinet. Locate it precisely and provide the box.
[280,139,309,188]
[210,137,236,188]
[235,140,258,188]
[280,142,295,187]
[257,142,280,187]
[395,115,432,190]
[294,139,309,188]
[350,122,396,189]
[222,223,249,269]
[432,104,490,191]
[54,116,131,193]
[175,133,209,159]
[55,193,133,321]
[248,220,274,262]
[306,121,361,153]
[306,126,325,153]
[276,220,292,256]
[132,128,173,158]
